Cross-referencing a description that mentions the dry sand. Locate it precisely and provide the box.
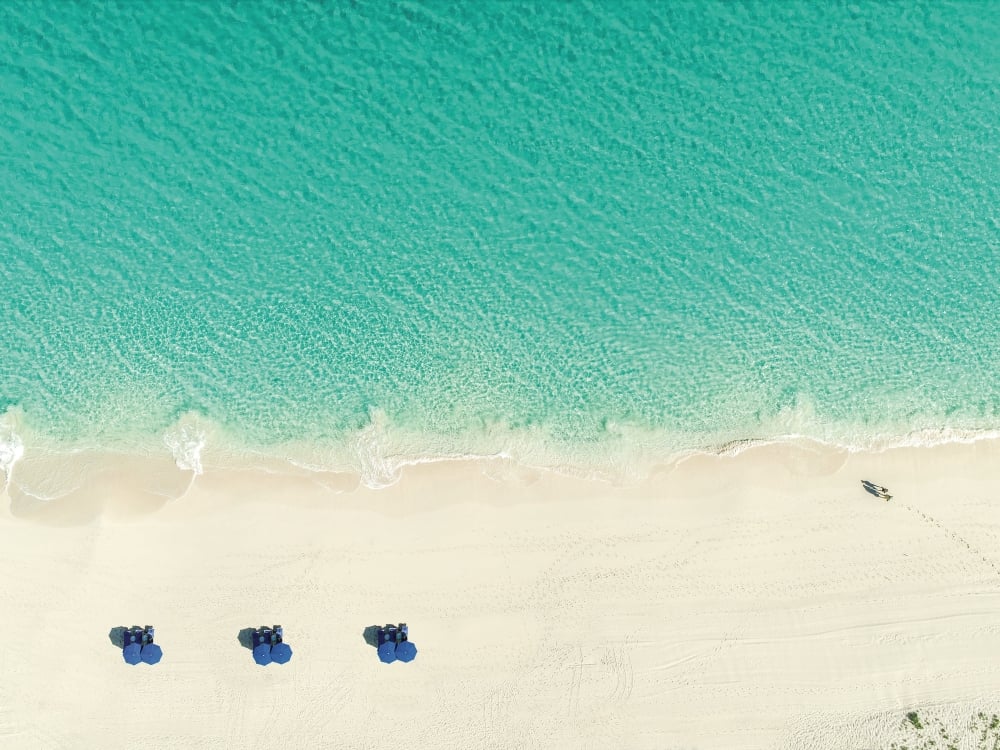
[2,438,1000,749]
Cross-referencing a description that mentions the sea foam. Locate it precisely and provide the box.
[0,423,24,482]
[163,416,208,475]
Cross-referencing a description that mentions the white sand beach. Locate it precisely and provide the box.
[2,438,1000,749]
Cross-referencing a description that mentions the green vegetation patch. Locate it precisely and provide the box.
[890,709,1000,750]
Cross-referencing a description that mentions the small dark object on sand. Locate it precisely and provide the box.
[861,480,892,501]
[861,479,889,493]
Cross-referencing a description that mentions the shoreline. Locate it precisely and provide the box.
[6,403,1000,495]
[4,413,1000,515]
[2,431,997,518]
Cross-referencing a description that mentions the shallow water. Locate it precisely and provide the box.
[1,2,998,482]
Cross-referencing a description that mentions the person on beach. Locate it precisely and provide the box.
[861,480,892,501]
[862,480,890,494]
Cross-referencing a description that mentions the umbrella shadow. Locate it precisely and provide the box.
[362,625,379,648]
[237,628,256,650]
[108,626,127,648]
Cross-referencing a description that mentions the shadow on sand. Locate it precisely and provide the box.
[861,479,891,499]
[237,628,256,650]
[362,625,379,648]
[108,626,126,648]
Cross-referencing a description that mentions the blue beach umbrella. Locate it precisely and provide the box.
[395,641,417,663]
[123,643,142,665]
[253,643,272,666]
[270,642,292,664]
[140,644,163,665]
[377,641,397,664]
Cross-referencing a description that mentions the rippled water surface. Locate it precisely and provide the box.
[1,2,998,478]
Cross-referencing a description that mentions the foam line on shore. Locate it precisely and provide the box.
[4,403,1000,502]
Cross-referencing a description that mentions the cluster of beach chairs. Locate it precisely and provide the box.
[116,623,417,666]
[120,626,162,665]
[374,622,416,664]
[250,625,292,666]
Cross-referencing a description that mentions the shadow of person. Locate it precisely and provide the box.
[108,626,127,648]
[362,625,380,648]
[237,628,256,650]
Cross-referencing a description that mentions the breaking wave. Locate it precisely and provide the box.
[3,401,1000,496]
[163,414,209,474]
[0,409,25,482]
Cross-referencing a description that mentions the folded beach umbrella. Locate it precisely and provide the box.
[140,643,163,665]
[123,642,142,665]
[377,641,397,664]
[395,641,417,663]
[252,643,272,666]
[270,642,292,664]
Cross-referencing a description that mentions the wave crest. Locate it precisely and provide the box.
[5,403,1000,492]
[0,407,26,482]
[163,414,208,474]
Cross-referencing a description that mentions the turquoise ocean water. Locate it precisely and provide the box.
[1,2,999,484]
